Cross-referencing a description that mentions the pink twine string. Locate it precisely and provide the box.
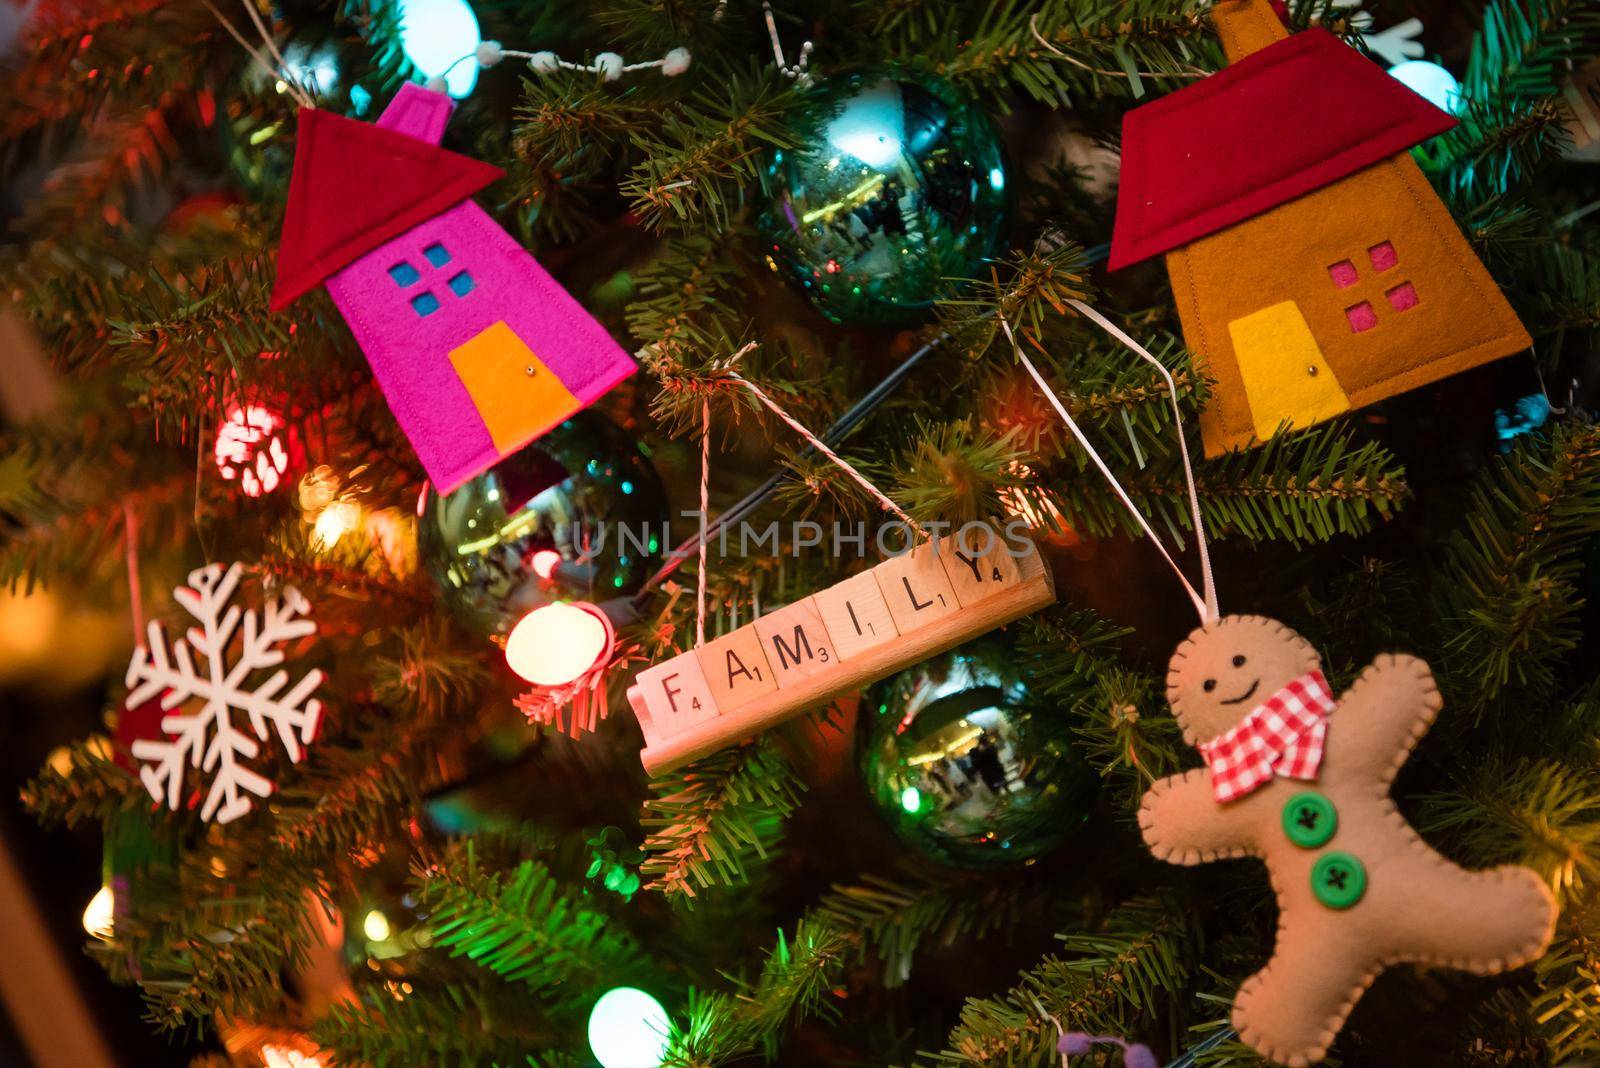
[697,397,710,649]
[123,502,145,640]
[726,371,926,538]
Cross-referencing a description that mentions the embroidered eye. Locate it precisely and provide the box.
[1232,655,1247,667]
[1203,679,1217,693]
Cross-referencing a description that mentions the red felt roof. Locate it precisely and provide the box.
[1107,29,1456,271]
[270,108,503,310]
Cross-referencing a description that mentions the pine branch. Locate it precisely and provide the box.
[620,67,801,231]
[1019,609,1182,808]
[1032,420,1409,549]
[810,866,1058,988]
[1419,758,1600,904]
[925,899,1199,1065]
[926,0,1218,105]
[413,840,650,1001]
[313,978,575,1068]
[21,738,145,830]
[1463,0,1600,104]
[267,636,490,859]
[1428,424,1600,714]
[640,736,805,900]
[1531,898,1600,1060]
[97,842,325,1033]
[890,418,1033,526]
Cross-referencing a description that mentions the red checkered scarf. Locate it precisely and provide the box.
[1198,670,1336,803]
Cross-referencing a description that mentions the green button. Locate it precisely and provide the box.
[1282,791,1338,849]
[1311,852,1366,909]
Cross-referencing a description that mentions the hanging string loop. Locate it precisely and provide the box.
[1001,300,1219,624]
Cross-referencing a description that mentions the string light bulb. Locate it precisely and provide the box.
[215,404,293,497]
[1388,59,1462,114]
[83,884,114,939]
[504,602,613,687]
[362,908,392,942]
[397,0,482,98]
[588,987,670,1068]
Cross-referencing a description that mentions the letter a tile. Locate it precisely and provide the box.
[694,626,778,711]
[753,598,838,685]
[814,569,899,661]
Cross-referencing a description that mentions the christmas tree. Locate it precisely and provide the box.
[6,0,1600,1064]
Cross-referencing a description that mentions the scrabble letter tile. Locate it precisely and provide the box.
[694,626,778,711]
[874,540,961,634]
[814,569,898,661]
[634,652,718,744]
[939,522,1022,608]
[753,598,838,685]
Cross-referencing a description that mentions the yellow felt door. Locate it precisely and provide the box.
[447,321,580,453]
[1226,301,1350,442]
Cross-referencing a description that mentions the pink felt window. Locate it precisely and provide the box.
[1346,302,1378,333]
[1368,241,1398,272]
[1386,281,1419,311]
[1328,260,1358,289]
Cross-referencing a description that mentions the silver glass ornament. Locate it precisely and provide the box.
[418,412,669,635]
[760,66,1010,326]
[859,638,1096,868]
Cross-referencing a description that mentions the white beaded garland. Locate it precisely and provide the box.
[594,51,624,81]
[661,46,692,76]
[475,40,504,67]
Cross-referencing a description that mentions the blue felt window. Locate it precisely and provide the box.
[389,262,420,286]
[448,271,475,297]
[424,243,451,268]
[411,291,440,317]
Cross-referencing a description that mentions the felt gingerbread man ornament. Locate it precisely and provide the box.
[1139,616,1557,1066]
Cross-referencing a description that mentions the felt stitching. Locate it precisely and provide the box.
[1124,32,1451,260]
[1332,157,1519,384]
[329,263,494,490]
[459,203,631,397]
[274,108,502,308]
[1152,618,1555,1063]
[1202,155,1526,443]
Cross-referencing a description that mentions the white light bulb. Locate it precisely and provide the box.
[397,0,482,98]
[505,602,612,687]
[588,987,670,1068]
[83,884,114,939]
[362,909,392,942]
[1389,60,1462,114]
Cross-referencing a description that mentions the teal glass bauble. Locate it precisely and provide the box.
[859,637,1096,869]
[760,67,1010,326]
[417,412,668,636]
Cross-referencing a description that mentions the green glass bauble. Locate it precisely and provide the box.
[859,638,1097,869]
[759,66,1010,326]
[418,412,669,635]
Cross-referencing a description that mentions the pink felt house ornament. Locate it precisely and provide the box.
[271,83,636,494]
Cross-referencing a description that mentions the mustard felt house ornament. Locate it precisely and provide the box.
[1108,0,1531,457]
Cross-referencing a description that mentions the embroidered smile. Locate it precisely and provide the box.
[1220,680,1260,706]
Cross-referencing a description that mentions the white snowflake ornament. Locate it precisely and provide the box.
[125,562,325,824]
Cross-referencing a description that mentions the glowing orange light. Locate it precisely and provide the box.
[530,549,562,580]
[505,602,613,687]
[215,405,290,497]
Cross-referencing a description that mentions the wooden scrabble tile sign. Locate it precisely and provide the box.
[626,523,1055,776]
